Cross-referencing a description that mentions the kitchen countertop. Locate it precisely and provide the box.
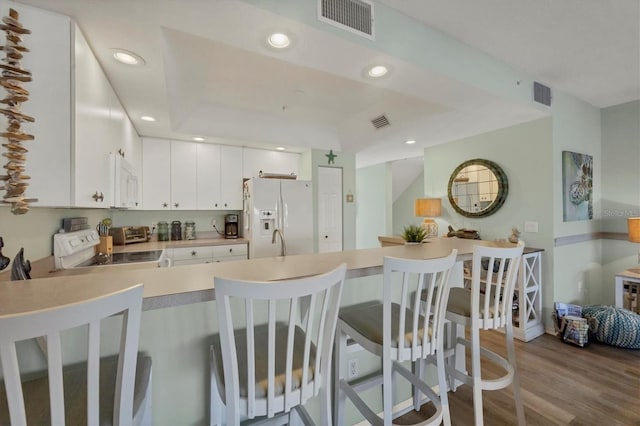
[0,238,534,316]
[0,236,249,281]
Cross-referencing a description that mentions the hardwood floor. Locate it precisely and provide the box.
[395,330,640,425]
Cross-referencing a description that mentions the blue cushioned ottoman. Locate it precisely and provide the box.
[582,305,640,349]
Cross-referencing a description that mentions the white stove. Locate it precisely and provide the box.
[53,229,101,269]
[53,229,164,269]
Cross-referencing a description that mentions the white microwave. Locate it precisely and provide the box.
[110,153,139,208]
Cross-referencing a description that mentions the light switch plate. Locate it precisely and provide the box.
[524,221,539,233]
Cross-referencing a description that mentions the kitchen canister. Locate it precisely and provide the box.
[171,221,182,240]
[184,221,196,240]
[157,221,169,241]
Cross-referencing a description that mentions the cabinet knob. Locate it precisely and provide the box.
[174,202,179,208]
[215,203,218,207]
[224,203,228,207]
[228,248,232,253]
[92,191,104,202]
[191,250,197,256]
[162,202,168,208]
[324,235,328,239]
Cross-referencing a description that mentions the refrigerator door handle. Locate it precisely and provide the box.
[271,228,286,256]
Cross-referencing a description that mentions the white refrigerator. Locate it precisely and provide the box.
[243,178,314,258]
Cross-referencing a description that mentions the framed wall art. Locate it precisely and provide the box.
[562,151,593,221]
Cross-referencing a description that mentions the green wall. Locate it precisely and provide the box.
[551,93,602,310]
[392,171,425,235]
[356,162,392,248]
[600,100,640,302]
[0,208,105,269]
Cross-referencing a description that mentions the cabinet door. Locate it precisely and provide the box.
[219,145,243,209]
[243,148,300,179]
[142,138,171,209]
[196,144,221,209]
[170,142,197,210]
[213,244,248,260]
[12,3,72,206]
[73,26,112,208]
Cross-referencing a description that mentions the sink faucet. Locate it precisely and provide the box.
[272,229,286,256]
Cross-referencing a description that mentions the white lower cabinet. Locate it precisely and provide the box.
[166,243,247,266]
[213,244,248,262]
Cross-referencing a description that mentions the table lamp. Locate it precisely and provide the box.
[628,217,640,273]
[415,198,441,238]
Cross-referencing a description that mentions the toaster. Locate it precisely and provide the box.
[109,226,149,245]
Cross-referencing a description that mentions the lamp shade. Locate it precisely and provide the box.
[415,198,441,217]
[628,217,640,243]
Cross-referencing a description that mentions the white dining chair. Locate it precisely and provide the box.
[445,242,525,426]
[210,263,346,425]
[334,250,458,426]
[0,282,152,425]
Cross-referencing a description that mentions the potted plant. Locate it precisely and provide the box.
[402,224,427,244]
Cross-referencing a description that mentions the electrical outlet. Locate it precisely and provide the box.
[348,359,358,379]
[578,281,584,293]
[211,219,217,229]
[150,222,157,234]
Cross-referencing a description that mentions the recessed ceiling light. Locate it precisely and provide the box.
[368,65,388,78]
[111,49,145,66]
[267,33,291,49]
[405,139,416,145]
[193,137,205,142]
[276,147,285,151]
[140,116,156,122]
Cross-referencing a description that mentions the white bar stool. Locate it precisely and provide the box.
[210,263,346,425]
[0,283,152,425]
[334,250,458,425]
[445,242,525,426]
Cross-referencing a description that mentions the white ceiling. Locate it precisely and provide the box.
[15,0,639,169]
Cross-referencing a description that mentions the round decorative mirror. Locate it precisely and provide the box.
[447,159,508,218]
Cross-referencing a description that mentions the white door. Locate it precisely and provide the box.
[318,167,343,253]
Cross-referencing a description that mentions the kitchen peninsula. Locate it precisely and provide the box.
[0,238,539,424]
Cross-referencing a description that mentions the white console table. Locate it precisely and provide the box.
[514,249,545,341]
[462,248,545,342]
[614,269,640,313]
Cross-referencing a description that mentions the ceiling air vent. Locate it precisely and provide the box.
[318,0,375,40]
[371,114,390,129]
[533,81,552,107]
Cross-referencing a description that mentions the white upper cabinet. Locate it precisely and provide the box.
[242,148,300,179]
[0,3,141,208]
[170,141,197,210]
[73,26,113,207]
[142,138,198,210]
[196,143,221,209]
[194,144,243,210]
[219,145,243,210]
[5,2,72,206]
[142,138,171,209]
